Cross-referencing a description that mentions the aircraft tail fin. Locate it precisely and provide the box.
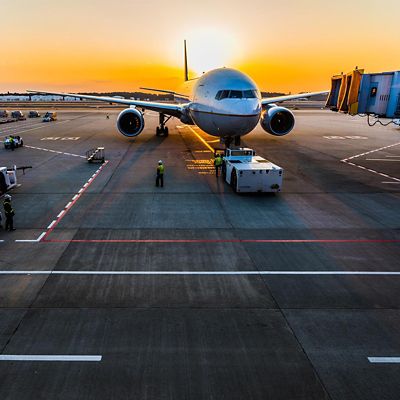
[184,40,189,82]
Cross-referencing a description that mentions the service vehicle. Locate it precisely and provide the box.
[0,166,17,194]
[4,135,23,149]
[42,111,57,122]
[222,147,283,193]
[28,110,41,118]
[11,110,26,120]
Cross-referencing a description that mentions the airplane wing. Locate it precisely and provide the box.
[261,90,329,105]
[27,90,184,118]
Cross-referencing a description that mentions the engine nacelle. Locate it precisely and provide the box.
[260,106,295,136]
[116,108,145,137]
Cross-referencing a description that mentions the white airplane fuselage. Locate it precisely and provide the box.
[179,68,262,137]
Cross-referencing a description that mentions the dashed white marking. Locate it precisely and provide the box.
[37,232,46,241]
[382,181,400,184]
[0,355,102,362]
[341,142,400,182]
[65,202,72,208]
[342,142,400,162]
[72,195,78,200]
[57,210,66,218]
[368,357,400,363]
[25,145,85,159]
[78,188,84,193]
[47,220,57,229]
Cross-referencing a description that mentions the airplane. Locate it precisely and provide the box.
[29,41,328,147]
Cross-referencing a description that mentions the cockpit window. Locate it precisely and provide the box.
[243,90,256,98]
[229,90,242,99]
[215,89,259,100]
[215,90,229,100]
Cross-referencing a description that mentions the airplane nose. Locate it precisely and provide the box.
[240,99,261,116]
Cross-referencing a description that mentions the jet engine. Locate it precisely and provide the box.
[116,108,145,137]
[260,106,295,136]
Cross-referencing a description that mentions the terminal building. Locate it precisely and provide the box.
[0,95,82,102]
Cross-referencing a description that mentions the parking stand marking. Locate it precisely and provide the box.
[341,142,400,182]
[25,145,86,159]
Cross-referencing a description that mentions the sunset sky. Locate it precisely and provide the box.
[1,0,399,93]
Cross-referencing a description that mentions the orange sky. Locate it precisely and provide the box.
[1,0,399,93]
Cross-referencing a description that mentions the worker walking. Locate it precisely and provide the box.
[214,153,223,177]
[156,160,164,187]
[3,194,15,231]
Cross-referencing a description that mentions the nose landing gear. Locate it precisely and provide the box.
[156,113,172,137]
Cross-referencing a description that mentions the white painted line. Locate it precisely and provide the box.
[0,355,102,362]
[366,159,400,162]
[47,220,57,229]
[65,202,72,208]
[78,188,84,193]
[15,240,39,243]
[382,181,400,184]
[72,195,78,200]
[37,232,47,242]
[0,240,4,243]
[1,270,400,275]
[342,142,400,162]
[83,183,89,187]
[57,210,66,218]
[368,357,400,363]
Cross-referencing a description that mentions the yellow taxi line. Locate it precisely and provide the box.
[186,125,215,153]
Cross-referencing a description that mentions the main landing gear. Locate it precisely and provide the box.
[223,135,241,148]
[156,113,172,137]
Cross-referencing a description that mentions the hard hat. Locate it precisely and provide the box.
[4,194,11,199]
[158,160,163,164]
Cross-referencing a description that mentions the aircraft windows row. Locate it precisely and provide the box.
[215,90,258,100]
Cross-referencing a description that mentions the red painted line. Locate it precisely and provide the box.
[40,161,109,242]
[42,239,400,244]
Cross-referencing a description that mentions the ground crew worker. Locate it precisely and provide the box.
[3,194,15,231]
[156,160,164,187]
[9,136,15,151]
[214,153,223,177]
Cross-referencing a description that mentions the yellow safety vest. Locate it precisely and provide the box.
[157,165,164,174]
[214,156,222,166]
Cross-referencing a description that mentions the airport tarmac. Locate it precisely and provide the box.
[0,108,399,399]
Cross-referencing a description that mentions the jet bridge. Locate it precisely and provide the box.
[326,68,400,124]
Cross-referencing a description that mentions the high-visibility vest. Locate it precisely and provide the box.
[157,165,164,174]
[3,200,14,216]
[214,156,222,166]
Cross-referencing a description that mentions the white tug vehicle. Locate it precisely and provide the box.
[222,148,283,193]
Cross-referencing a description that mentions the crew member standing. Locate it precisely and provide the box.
[3,194,15,231]
[156,160,165,187]
[214,153,223,177]
[9,136,15,151]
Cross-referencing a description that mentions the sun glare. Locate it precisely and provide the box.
[185,28,241,76]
